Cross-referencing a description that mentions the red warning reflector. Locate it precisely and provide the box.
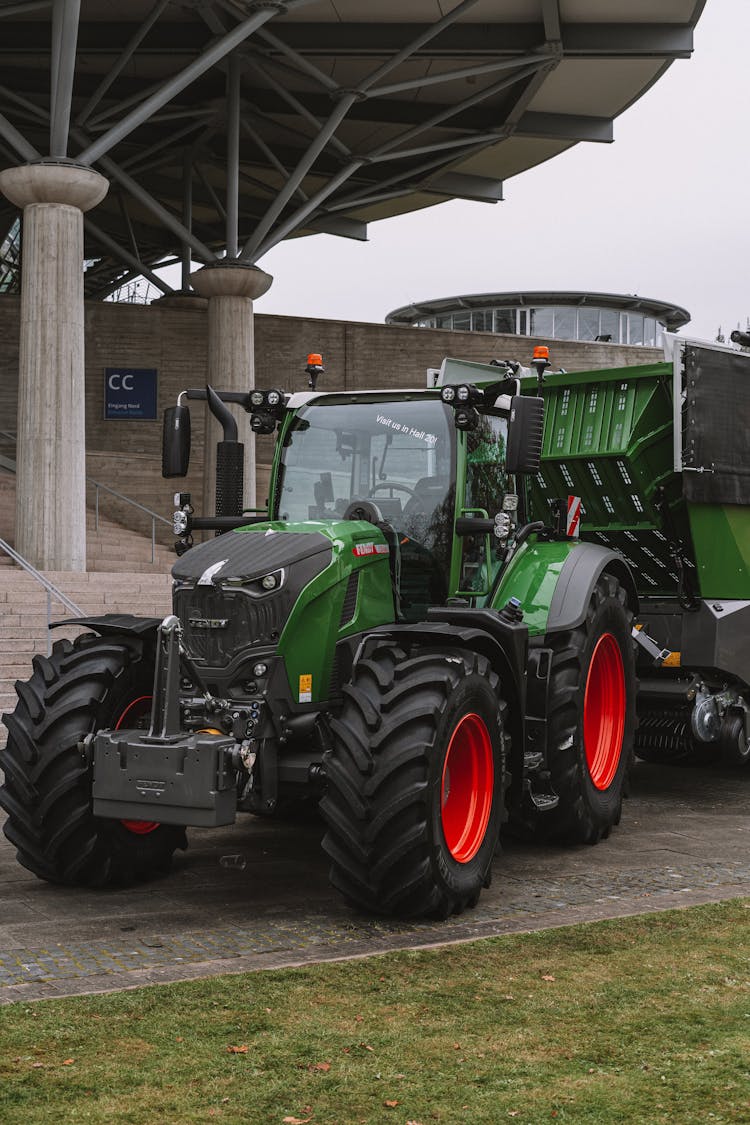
[567,495,582,538]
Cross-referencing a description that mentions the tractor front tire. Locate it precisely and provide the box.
[321,645,506,918]
[0,634,186,887]
[542,572,636,844]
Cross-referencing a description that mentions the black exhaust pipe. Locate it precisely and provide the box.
[206,385,243,518]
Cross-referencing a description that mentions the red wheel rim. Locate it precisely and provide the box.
[115,695,159,836]
[440,713,494,863]
[583,634,626,790]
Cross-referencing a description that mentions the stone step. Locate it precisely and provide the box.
[0,473,175,573]
[0,571,172,588]
[0,562,173,751]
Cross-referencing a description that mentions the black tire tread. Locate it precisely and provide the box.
[1,633,186,887]
[320,644,505,918]
[542,572,636,845]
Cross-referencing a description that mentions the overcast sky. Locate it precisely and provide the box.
[249,0,748,344]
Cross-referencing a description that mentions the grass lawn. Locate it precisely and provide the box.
[1,900,748,1125]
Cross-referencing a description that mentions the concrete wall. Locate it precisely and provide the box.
[0,294,663,540]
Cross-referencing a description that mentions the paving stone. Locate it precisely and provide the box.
[0,760,748,1004]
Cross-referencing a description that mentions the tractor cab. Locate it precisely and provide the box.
[270,383,531,619]
[274,392,455,618]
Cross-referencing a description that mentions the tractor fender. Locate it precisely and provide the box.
[546,543,638,634]
[49,614,163,638]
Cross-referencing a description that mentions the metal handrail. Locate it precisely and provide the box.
[0,435,170,564]
[0,537,84,656]
[87,477,170,564]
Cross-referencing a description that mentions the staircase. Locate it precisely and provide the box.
[0,571,173,749]
[0,469,175,749]
[0,470,175,573]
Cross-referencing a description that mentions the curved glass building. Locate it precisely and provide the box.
[386,291,690,348]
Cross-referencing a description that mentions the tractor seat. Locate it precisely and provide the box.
[402,476,450,518]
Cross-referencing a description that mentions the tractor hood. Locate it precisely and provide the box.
[172,524,332,585]
[170,521,395,697]
[171,524,335,673]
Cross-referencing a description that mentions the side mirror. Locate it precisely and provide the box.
[506,395,545,475]
[162,405,191,478]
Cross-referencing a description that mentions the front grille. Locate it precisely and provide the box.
[175,584,290,667]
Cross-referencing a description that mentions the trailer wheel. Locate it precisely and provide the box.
[0,634,186,887]
[543,572,636,844]
[320,645,506,918]
[720,714,750,767]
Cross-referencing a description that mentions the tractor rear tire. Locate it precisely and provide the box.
[0,633,187,887]
[542,572,636,844]
[320,645,506,918]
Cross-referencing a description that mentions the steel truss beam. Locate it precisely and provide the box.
[0,3,697,289]
[84,217,173,294]
[424,172,503,203]
[0,19,695,59]
[49,0,80,158]
[239,0,491,260]
[307,214,367,240]
[76,0,317,166]
[0,111,40,161]
[518,111,612,143]
[236,79,607,143]
[76,0,172,127]
[256,22,695,59]
[0,2,51,18]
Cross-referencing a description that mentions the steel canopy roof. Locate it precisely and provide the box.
[0,1,707,299]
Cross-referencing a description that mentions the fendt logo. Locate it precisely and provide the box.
[189,617,229,630]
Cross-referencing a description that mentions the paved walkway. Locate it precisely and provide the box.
[1,760,748,1004]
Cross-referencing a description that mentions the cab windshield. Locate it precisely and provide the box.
[276,397,456,613]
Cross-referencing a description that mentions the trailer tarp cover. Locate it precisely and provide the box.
[682,345,750,505]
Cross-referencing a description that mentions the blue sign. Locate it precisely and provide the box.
[104,367,158,420]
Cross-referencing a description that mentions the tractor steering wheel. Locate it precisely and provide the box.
[368,481,418,500]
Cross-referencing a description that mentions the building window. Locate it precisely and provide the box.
[628,313,644,346]
[553,307,577,340]
[472,310,493,332]
[528,307,554,338]
[494,308,516,334]
[404,301,669,345]
[578,308,600,341]
[599,309,619,343]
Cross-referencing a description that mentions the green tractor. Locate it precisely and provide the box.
[2,339,747,918]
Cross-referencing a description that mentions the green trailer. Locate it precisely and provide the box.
[523,338,750,765]
[1,341,747,918]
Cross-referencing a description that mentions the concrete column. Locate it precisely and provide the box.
[190,261,272,515]
[0,162,108,571]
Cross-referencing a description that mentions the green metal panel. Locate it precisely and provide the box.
[686,504,750,599]
[521,357,750,601]
[489,537,577,636]
[237,520,394,705]
[525,363,695,599]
